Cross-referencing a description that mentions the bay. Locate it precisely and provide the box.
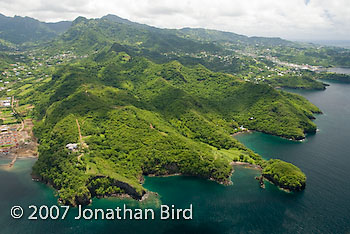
[1,81,350,233]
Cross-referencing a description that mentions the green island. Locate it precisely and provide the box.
[0,13,349,206]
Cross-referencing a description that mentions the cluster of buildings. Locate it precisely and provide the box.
[0,124,18,153]
[162,51,239,65]
[0,98,11,107]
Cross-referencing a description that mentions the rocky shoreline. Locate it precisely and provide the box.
[230,161,262,170]
[230,130,253,137]
[147,172,233,186]
[262,173,306,192]
[230,161,306,192]
[232,128,318,142]
[32,157,305,206]
[31,173,148,207]
[32,169,231,206]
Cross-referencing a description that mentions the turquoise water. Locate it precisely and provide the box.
[1,81,350,233]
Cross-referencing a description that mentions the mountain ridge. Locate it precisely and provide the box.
[0,13,297,46]
[0,13,72,44]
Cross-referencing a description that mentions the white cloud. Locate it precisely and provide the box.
[0,0,349,40]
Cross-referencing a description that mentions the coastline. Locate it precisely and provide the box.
[262,178,292,193]
[30,130,306,206]
[230,130,253,137]
[230,161,262,170]
[31,157,301,206]
[93,190,157,202]
[0,155,38,170]
[232,128,315,142]
[146,173,181,178]
[147,172,233,185]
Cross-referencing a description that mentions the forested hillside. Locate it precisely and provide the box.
[30,48,317,205]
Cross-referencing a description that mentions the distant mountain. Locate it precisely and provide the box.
[175,28,295,47]
[101,14,156,30]
[0,13,71,44]
[0,13,295,48]
[52,15,222,56]
[60,15,294,51]
[1,13,348,67]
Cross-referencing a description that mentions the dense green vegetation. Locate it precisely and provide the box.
[3,13,344,205]
[171,28,350,68]
[174,28,295,48]
[267,46,350,67]
[1,13,348,90]
[53,15,350,79]
[262,159,306,191]
[27,48,320,205]
[317,72,350,83]
[266,74,327,90]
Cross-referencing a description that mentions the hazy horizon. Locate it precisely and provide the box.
[0,0,349,42]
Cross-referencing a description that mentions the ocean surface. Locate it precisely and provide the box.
[328,67,350,74]
[1,80,350,234]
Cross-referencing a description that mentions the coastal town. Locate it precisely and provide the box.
[161,46,329,86]
[0,95,37,168]
[0,49,90,169]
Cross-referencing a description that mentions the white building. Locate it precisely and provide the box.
[66,143,78,150]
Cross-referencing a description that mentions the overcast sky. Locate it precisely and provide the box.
[0,0,349,41]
